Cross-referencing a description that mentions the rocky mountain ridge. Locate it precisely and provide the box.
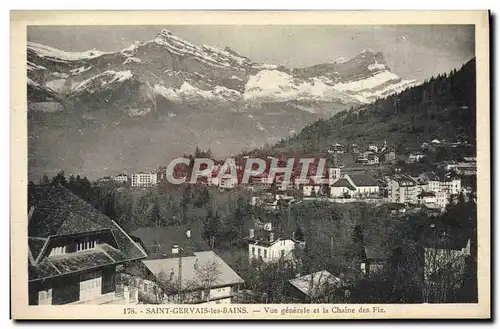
[27,29,418,179]
[28,29,417,113]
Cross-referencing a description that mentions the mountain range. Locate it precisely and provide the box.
[27,29,418,179]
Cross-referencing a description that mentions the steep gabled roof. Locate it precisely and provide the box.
[29,185,118,237]
[412,176,427,185]
[28,237,48,262]
[247,230,281,247]
[29,242,139,282]
[418,191,436,198]
[247,228,304,247]
[391,174,417,186]
[288,270,343,299]
[349,174,379,187]
[364,245,391,261]
[28,185,147,281]
[421,228,471,250]
[424,171,441,182]
[142,251,244,292]
[331,178,356,191]
[129,226,210,259]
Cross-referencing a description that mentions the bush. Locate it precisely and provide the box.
[138,290,162,304]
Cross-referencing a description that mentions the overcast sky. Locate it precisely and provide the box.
[28,25,474,82]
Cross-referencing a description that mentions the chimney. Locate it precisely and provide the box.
[172,244,179,255]
[269,232,275,242]
[185,229,191,238]
[249,228,255,239]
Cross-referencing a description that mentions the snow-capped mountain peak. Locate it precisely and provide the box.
[71,70,133,94]
[27,28,419,111]
[27,41,110,61]
[332,57,349,64]
[153,29,254,70]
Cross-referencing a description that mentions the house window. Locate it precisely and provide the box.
[258,248,261,258]
[144,283,148,293]
[361,262,367,275]
[252,247,255,256]
[280,250,285,258]
[263,249,267,258]
[77,238,96,252]
[50,246,66,256]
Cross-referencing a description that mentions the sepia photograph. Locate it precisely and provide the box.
[11,10,490,319]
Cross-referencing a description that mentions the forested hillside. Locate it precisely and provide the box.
[270,58,476,155]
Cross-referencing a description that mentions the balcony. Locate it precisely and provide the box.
[69,292,119,305]
[69,285,139,305]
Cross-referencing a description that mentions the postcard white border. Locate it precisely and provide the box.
[10,10,490,319]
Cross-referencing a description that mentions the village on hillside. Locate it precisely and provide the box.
[28,137,477,306]
[98,137,476,209]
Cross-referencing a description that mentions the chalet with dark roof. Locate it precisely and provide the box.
[246,226,305,264]
[360,245,391,276]
[383,150,396,164]
[420,229,472,253]
[328,143,346,154]
[362,150,379,165]
[28,185,147,305]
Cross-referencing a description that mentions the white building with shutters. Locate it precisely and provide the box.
[131,172,157,187]
[246,227,304,264]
